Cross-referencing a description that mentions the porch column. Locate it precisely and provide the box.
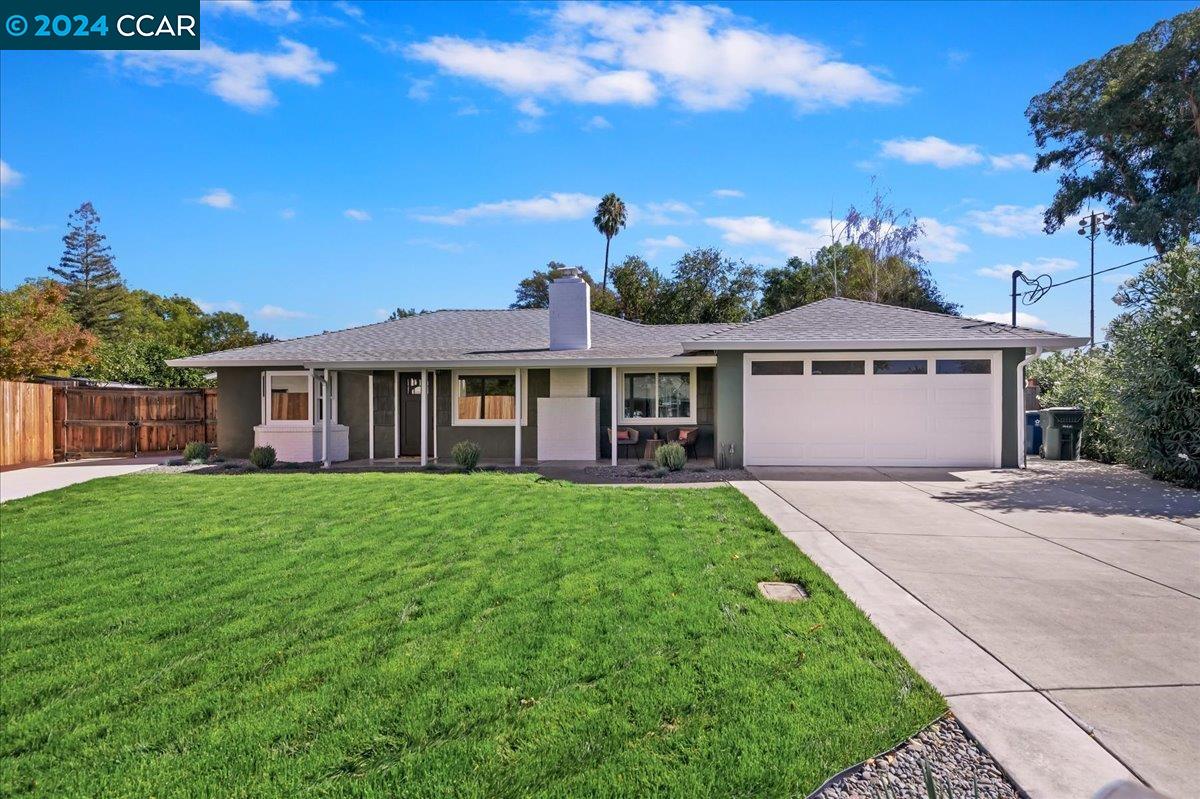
[393,370,400,459]
[432,371,438,460]
[367,372,375,461]
[322,368,330,468]
[419,369,428,466]
[610,366,617,466]
[514,368,523,466]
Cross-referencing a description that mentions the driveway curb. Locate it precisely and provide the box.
[731,479,1139,799]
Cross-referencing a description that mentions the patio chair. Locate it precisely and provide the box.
[670,427,700,459]
[606,427,640,460]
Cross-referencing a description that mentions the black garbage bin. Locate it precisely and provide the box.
[1039,407,1085,460]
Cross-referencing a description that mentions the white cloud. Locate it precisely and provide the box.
[196,188,235,209]
[966,204,1046,237]
[333,1,364,21]
[196,299,244,313]
[988,153,1035,171]
[204,0,300,24]
[516,97,546,117]
[407,3,903,115]
[642,234,688,255]
[373,308,390,320]
[257,304,307,319]
[344,208,371,222]
[637,199,696,225]
[107,37,334,111]
[279,208,296,220]
[583,114,612,130]
[706,216,828,257]
[416,192,599,225]
[408,78,433,101]
[970,311,1048,329]
[0,217,37,232]
[711,188,744,198]
[0,160,22,189]
[880,136,984,168]
[976,257,1077,280]
[916,217,969,263]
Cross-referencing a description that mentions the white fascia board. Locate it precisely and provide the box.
[169,355,719,369]
[682,337,1088,352]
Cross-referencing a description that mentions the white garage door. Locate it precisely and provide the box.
[743,351,1001,467]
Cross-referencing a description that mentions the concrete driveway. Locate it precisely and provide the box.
[0,456,162,502]
[740,460,1199,799]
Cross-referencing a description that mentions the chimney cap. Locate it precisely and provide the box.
[553,266,584,281]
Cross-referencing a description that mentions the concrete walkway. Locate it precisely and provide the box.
[734,460,1199,799]
[0,456,162,502]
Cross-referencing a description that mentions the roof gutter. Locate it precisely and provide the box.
[166,355,720,369]
[680,337,1088,352]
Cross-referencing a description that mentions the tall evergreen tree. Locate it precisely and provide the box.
[48,202,125,336]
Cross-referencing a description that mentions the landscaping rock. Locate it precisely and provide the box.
[812,715,1019,799]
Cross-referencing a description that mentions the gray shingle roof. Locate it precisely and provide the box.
[168,310,732,367]
[169,298,1085,369]
[682,298,1087,350]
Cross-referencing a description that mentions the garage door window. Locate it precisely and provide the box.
[752,361,804,375]
[874,359,928,375]
[812,360,865,375]
[936,359,991,374]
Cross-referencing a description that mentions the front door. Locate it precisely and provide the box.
[399,373,423,456]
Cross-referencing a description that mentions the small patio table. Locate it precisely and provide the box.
[642,438,663,461]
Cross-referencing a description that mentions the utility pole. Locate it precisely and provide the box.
[1077,211,1111,346]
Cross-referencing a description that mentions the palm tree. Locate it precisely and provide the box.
[593,193,628,290]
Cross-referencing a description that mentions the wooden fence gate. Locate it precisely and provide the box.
[1,381,55,470]
[55,387,217,459]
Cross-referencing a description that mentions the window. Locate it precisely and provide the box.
[936,358,991,375]
[812,360,865,375]
[752,361,804,376]
[621,369,695,422]
[266,372,310,424]
[457,375,516,421]
[874,359,927,375]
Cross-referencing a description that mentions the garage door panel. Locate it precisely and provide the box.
[745,352,997,467]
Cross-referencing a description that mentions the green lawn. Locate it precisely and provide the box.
[1,473,943,798]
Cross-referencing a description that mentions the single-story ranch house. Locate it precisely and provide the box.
[169,269,1087,468]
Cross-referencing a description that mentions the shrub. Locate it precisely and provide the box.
[451,440,482,471]
[182,441,211,462]
[655,441,687,471]
[1028,348,1125,463]
[249,445,276,470]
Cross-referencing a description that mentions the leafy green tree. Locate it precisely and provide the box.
[1027,348,1127,464]
[0,280,97,380]
[609,255,664,323]
[387,308,423,321]
[759,243,958,317]
[77,339,210,388]
[592,193,628,290]
[117,290,272,352]
[510,262,617,314]
[656,248,759,324]
[1107,243,1199,486]
[48,202,126,335]
[1026,10,1200,253]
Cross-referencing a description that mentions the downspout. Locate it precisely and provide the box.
[1016,346,1042,469]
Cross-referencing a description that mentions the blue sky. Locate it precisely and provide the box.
[0,0,1188,340]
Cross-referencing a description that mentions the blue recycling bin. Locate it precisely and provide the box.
[1025,410,1043,455]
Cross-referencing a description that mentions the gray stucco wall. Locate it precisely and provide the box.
[1001,348,1026,468]
[714,352,744,468]
[589,366,716,460]
[215,367,263,458]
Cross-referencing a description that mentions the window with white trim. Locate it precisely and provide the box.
[620,369,696,423]
[264,371,311,424]
[451,370,528,426]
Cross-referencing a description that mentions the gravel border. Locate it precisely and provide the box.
[811,714,1019,799]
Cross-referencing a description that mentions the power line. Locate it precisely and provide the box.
[1040,254,1157,290]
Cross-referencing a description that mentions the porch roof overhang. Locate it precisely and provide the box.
[680,336,1089,352]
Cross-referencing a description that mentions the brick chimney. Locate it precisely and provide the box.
[548,268,591,350]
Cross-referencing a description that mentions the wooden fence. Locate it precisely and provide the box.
[1,381,55,470]
[55,387,217,458]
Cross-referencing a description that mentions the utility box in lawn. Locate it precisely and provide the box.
[1039,407,1085,460]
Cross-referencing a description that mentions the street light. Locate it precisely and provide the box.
[1077,211,1112,346]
